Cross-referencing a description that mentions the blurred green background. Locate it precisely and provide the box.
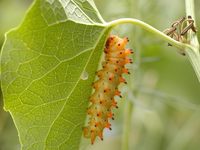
[0,0,200,150]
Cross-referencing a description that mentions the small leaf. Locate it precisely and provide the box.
[1,0,110,149]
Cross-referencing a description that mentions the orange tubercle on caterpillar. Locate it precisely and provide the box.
[83,35,133,144]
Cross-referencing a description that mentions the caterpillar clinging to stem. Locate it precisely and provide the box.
[83,35,133,144]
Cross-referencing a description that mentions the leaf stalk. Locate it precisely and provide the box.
[107,17,200,82]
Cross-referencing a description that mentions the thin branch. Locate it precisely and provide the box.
[107,18,193,50]
[107,18,200,82]
[121,100,133,150]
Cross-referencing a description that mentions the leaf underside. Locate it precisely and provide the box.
[1,0,110,149]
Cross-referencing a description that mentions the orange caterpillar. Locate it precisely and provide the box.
[83,35,133,144]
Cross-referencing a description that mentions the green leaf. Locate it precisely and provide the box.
[1,0,110,149]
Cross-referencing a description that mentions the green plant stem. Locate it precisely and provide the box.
[107,18,192,50]
[185,0,200,81]
[121,100,133,150]
[107,18,200,82]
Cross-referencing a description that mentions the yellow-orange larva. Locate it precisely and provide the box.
[83,35,133,144]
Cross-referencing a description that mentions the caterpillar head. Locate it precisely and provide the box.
[105,35,129,52]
